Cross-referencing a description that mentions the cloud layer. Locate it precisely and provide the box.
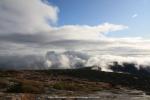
[0,0,129,55]
[1,51,150,76]
[0,0,58,34]
[0,0,150,74]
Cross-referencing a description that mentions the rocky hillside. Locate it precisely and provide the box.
[0,68,150,99]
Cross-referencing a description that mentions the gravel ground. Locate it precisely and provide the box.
[0,89,150,100]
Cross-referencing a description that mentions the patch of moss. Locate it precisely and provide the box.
[6,80,45,93]
[52,82,85,91]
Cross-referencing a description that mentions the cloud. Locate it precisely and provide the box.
[0,0,128,55]
[0,0,150,74]
[0,0,59,34]
[0,23,128,43]
[45,51,88,69]
[132,14,138,18]
[51,23,128,41]
[1,50,150,75]
[0,23,128,55]
[0,0,127,36]
[0,34,150,56]
[45,51,150,74]
[0,55,46,70]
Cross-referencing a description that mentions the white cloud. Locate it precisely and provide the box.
[0,0,128,55]
[0,0,59,34]
[0,0,150,71]
[50,23,128,41]
[132,14,138,18]
[0,0,128,48]
[45,51,150,72]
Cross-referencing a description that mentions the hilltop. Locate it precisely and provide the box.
[0,68,150,95]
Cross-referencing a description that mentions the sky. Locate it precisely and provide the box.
[49,0,150,38]
[0,0,150,70]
